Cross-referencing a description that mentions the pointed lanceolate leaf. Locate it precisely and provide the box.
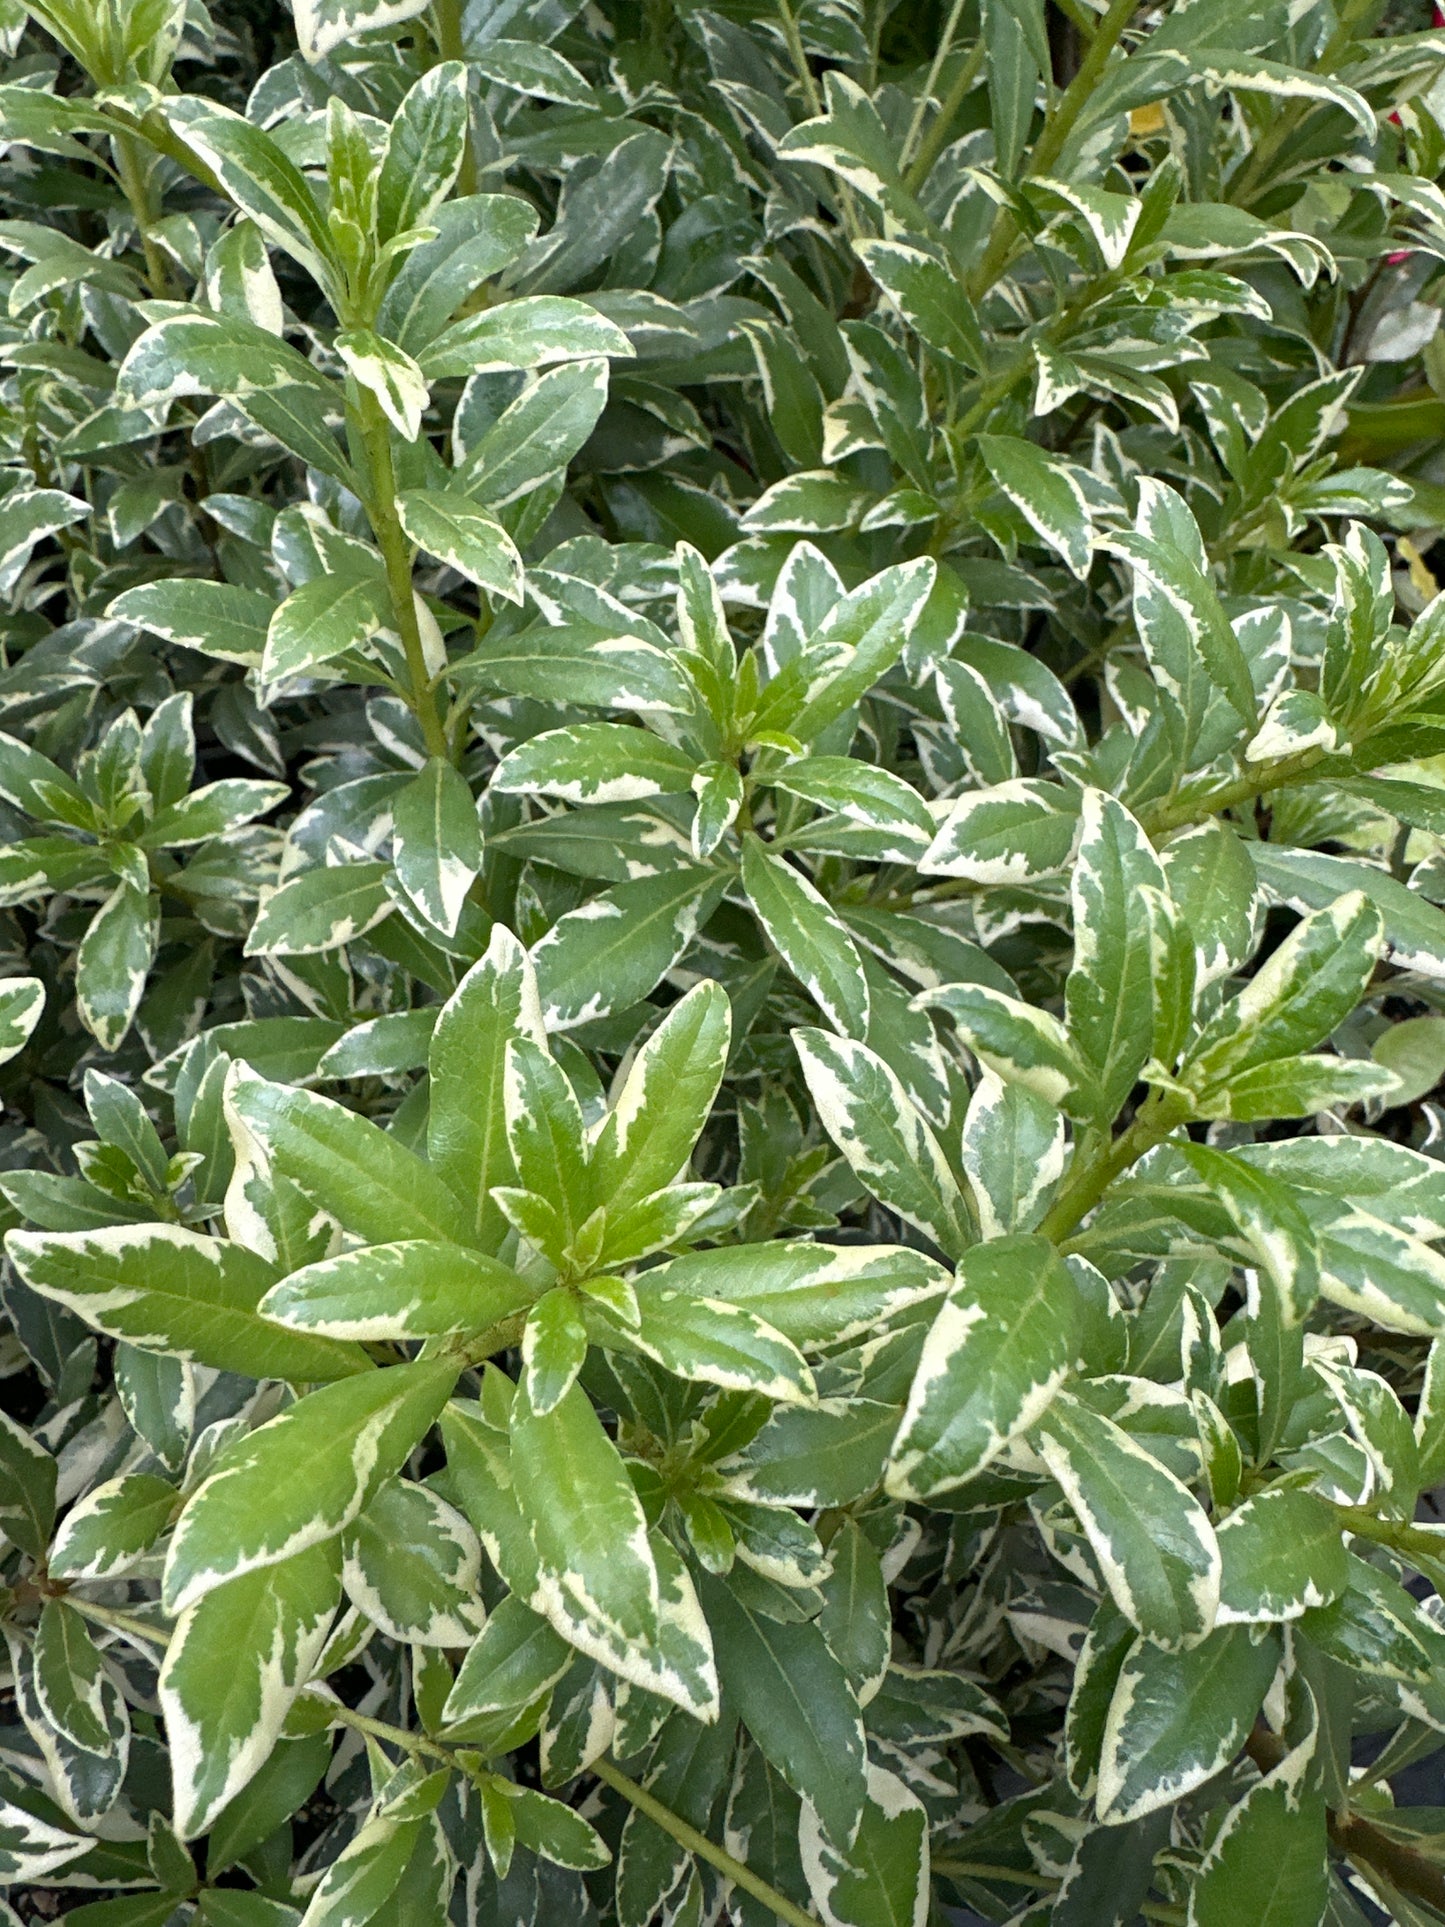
[1033,1389,1221,1648]
[391,756,483,939]
[794,1029,967,1254]
[589,981,731,1212]
[509,1378,661,1654]
[428,926,546,1250]
[1097,1626,1282,1824]
[1065,791,1167,1123]
[888,1235,1079,1500]
[700,1571,867,1850]
[743,838,869,1037]
[163,1358,459,1613]
[395,489,523,604]
[259,1240,532,1341]
[160,1540,340,1840]
[5,1226,370,1382]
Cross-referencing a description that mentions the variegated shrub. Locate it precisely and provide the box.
[9,0,1445,1924]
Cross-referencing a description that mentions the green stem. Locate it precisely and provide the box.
[901,1,979,192]
[1037,1092,1188,1243]
[592,1755,820,1927]
[356,388,451,762]
[114,131,172,297]
[776,0,822,115]
[1331,1505,1445,1562]
[968,0,1139,299]
[429,0,478,195]
[1140,746,1327,837]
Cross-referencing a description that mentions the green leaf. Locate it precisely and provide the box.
[590,980,731,1213]
[1066,790,1168,1122]
[641,1242,946,1348]
[419,295,634,380]
[959,1070,1066,1237]
[509,1378,662,1652]
[76,881,155,1050]
[262,565,391,685]
[1188,1726,1329,1927]
[33,1598,116,1755]
[787,558,936,742]
[343,1477,484,1645]
[856,239,984,371]
[260,1240,531,1340]
[1215,1490,1347,1624]
[624,1280,816,1404]
[798,1762,928,1927]
[337,328,430,442]
[162,1358,459,1613]
[492,723,697,803]
[428,926,546,1250]
[499,1782,610,1872]
[245,863,394,958]
[226,1067,473,1247]
[391,756,482,939]
[922,981,1096,1118]
[394,489,523,603]
[794,1028,967,1253]
[459,358,611,508]
[159,1540,340,1839]
[1097,1626,1282,1824]
[160,98,340,287]
[699,1571,867,1849]
[743,837,869,1037]
[1033,1389,1221,1648]
[1372,1014,1445,1105]
[1180,892,1384,1102]
[376,60,469,242]
[0,1410,56,1560]
[4,1225,370,1381]
[921,777,1080,882]
[888,1234,1079,1500]
[532,869,727,1031]
[978,434,1092,579]
[441,1595,571,1739]
[48,1473,176,1582]
[0,975,43,1066]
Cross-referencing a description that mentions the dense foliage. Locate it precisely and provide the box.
[10,0,1445,1922]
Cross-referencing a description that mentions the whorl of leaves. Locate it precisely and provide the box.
[7,0,1445,1924]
